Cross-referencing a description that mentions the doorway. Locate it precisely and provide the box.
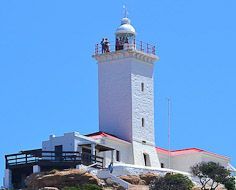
[55,145,63,161]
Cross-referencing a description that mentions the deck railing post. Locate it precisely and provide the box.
[152,46,155,55]
[95,43,98,55]
[5,155,8,169]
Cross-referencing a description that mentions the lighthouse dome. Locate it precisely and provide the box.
[115,17,136,35]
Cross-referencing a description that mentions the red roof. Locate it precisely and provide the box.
[86,131,130,143]
[156,147,229,160]
[86,132,229,160]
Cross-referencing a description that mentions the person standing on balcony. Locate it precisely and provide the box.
[104,38,110,53]
[100,38,105,53]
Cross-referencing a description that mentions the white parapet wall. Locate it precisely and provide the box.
[96,163,197,189]
[96,169,130,189]
[33,165,41,173]
[110,163,191,177]
[4,169,12,189]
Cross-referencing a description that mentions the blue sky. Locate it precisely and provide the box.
[0,0,236,183]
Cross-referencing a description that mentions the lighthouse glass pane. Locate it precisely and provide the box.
[115,33,135,51]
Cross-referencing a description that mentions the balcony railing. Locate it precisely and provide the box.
[5,149,104,169]
[94,40,156,56]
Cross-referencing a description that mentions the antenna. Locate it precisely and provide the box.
[167,98,171,169]
[123,5,128,18]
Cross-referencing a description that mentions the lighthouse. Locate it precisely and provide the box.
[93,15,160,167]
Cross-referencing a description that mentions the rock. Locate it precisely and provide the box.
[139,173,158,185]
[117,186,126,190]
[105,178,116,186]
[25,169,101,189]
[120,175,145,185]
[39,187,59,190]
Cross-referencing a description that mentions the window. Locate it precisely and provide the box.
[116,150,120,162]
[161,163,165,168]
[142,118,145,127]
[143,154,147,166]
[141,83,144,92]
[143,153,151,166]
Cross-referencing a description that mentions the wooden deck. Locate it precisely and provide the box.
[5,149,104,169]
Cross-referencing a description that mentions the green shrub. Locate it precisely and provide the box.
[191,161,233,190]
[150,173,194,190]
[63,184,102,190]
[224,177,236,190]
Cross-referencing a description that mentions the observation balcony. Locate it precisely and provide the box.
[94,40,157,56]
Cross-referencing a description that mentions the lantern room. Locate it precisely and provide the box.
[115,17,136,51]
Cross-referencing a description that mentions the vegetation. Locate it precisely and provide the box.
[63,184,102,190]
[191,161,235,190]
[149,173,194,190]
[224,177,236,190]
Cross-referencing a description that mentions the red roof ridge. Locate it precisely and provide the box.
[156,146,229,160]
[86,131,130,143]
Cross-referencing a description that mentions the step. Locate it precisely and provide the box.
[128,185,149,190]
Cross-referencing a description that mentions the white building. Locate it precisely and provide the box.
[4,15,235,189]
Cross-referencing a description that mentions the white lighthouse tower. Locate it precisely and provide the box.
[93,15,160,167]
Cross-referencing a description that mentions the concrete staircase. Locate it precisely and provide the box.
[128,185,149,190]
[97,170,150,189]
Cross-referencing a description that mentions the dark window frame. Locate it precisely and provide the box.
[141,82,144,92]
[116,150,120,162]
[142,118,145,127]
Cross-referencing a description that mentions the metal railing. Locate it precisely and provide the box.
[5,149,104,169]
[94,40,156,56]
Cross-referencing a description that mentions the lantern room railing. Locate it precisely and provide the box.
[94,40,156,56]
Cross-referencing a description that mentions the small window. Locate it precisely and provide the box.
[143,154,147,166]
[142,118,145,127]
[161,163,165,168]
[143,153,151,166]
[116,150,120,162]
[141,83,144,92]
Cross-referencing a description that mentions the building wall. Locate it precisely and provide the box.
[42,132,78,152]
[171,153,202,173]
[96,138,133,167]
[97,55,160,167]
[158,152,170,168]
[131,59,155,145]
[157,152,230,173]
[42,132,95,152]
[130,59,160,168]
[201,153,229,168]
[132,141,160,167]
[98,58,132,142]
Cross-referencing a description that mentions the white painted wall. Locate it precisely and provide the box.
[131,59,155,145]
[33,165,41,173]
[201,153,229,168]
[42,132,97,152]
[132,141,160,167]
[157,152,230,173]
[95,138,133,167]
[42,132,78,151]
[98,57,133,142]
[4,169,12,189]
[97,52,160,168]
[158,152,170,168]
[98,57,156,145]
[171,153,202,173]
